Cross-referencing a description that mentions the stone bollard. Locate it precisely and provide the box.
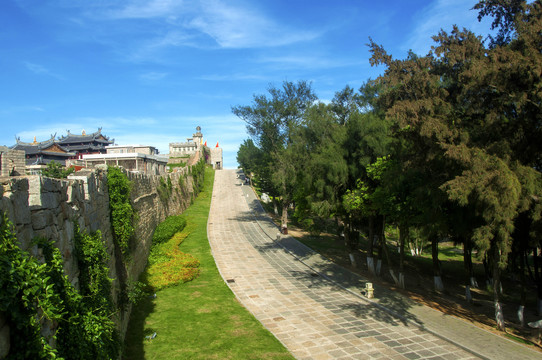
[365,282,374,299]
[528,319,542,345]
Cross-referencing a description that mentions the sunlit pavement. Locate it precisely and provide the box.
[207,169,541,360]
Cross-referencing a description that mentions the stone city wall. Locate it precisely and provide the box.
[0,149,25,177]
[0,164,195,357]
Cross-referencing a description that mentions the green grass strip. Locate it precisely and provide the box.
[124,167,294,360]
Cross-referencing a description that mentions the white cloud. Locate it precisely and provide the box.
[198,72,268,82]
[258,54,363,71]
[106,0,184,19]
[16,123,91,143]
[139,71,168,81]
[187,0,320,48]
[23,61,64,80]
[100,0,321,50]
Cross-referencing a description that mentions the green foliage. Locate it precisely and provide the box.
[152,215,187,245]
[107,166,134,256]
[232,80,317,229]
[0,212,119,359]
[146,214,199,291]
[73,225,113,310]
[190,158,206,194]
[0,213,60,359]
[167,176,173,191]
[157,176,170,202]
[168,162,186,171]
[237,138,262,176]
[126,281,149,305]
[41,160,75,179]
[55,226,119,359]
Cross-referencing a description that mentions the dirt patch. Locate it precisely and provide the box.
[190,290,202,298]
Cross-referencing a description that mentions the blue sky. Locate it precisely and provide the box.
[0,0,492,168]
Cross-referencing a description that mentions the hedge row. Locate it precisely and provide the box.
[152,215,187,245]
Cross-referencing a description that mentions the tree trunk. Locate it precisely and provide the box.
[534,247,542,315]
[518,249,526,327]
[375,215,384,276]
[280,201,288,234]
[492,244,506,331]
[367,215,376,275]
[463,240,476,303]
[398,224,407,289]
[380,217,399,286]
[432,235,444,292]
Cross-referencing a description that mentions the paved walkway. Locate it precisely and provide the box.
[207,169,541,360]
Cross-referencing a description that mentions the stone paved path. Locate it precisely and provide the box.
[207,169,542,360]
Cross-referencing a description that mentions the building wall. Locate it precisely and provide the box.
[106,146,157,155]
[82,154,168,175]
[169,142,198,155]
[210,147,223,170]
[0,165,195,356]
[0,149,25,177]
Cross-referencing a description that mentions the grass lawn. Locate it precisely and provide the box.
[123,167,293,360]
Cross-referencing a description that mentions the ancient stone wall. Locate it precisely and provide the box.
[0,149,25,177]
[0,164,196,357]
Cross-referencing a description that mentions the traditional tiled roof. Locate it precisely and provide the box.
[10,129,112,166]
[12,135,74,156]
[57,127,114,146]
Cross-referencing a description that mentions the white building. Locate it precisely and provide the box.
[169,126,203,156]
[81,151,168,175]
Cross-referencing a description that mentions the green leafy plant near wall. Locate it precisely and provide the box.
[107,166,134,256]
[0,212,119,359]
[190,159,206,194]
[156,176,174,203]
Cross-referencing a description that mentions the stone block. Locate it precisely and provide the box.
[27,176,41,195]
[63,221,75,249]
[28,193,42,209]
[11,192,31,225]
[58,227,71,255]
[12,178,29,192]
[0,197,15,224]
[33,226,56,242]
[15,225,33,251]
[41,177,55,192]
[40,192,59,210]
[31,210,54,230]
[67,181,83,204]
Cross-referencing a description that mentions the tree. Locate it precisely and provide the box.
[41,160,75,179]
[236,138,264,186]
[366,0,542,330]
[292,101,348,237]
[341,82,393,273]
[232,81,317,232]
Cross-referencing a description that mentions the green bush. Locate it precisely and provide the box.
[41,160,75,179]
[107,167,134,256]
[0,212,119,360]
[152,215,187,245]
